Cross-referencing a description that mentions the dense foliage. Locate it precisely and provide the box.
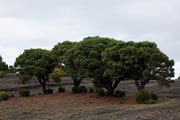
[65,36,118,93]
[50,67,65,85]
[51,41,76,66]
[14,49,53,94]
[0,56,8,78]
[136,90,158,104]
[0,91,10,101]
[58,87,65,93]
[0,56,8,72]
[19,89,30,97]
[102,41,174,90]
[13,36,175,99]
[0,71,6,78]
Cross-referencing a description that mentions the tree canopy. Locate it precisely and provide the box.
[51,41,76,66]
[14,49,53,94]
[0,55,8,72]
[13,36,175,96]
[102,41,174,90]
[65,36,119,93]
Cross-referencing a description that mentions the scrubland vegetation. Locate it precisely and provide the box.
[0,36,179,120]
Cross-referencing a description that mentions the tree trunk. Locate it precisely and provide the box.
[106,87,114,96]
[38,79,47,94]
[134,80,145,91]
[41,82,46,94]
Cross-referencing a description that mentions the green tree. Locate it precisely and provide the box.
[51,41,78,87]
[0,55,8,78]
[51,41,76,66]
[8,65,16,73]
[14,49,53,94]
[65,36,118,94]
[0,55,8,72]
[102,41,174,90]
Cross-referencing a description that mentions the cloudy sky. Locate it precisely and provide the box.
[0,0,180,78]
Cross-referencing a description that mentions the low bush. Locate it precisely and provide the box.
[106,90,114,96]
[97,88,106,96]
[0,71,6,78]
[114,90,126,98]
[0,91,10,100]
[136,90,158,104]
[150,92,158,100]
[79,85,87,93]
[72,86,79,93]
[45,88,53,94]
[58,87,65,93]
[19,89,30,97]
[88,87,94,93]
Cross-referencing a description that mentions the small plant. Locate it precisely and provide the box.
[0,91,10,100]
[0,71,6,78]
[88,87,94,93]
[19,89,30,97]
[45,88,53,94]
[136,90,158,104]
[136,90,149,104]
[150,92,158,100]
[58,87,65,93]
[72,86,79,93]
[114,90,126,98]
[79,85,87,93]
[97,88,106,96]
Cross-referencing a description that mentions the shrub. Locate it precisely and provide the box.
[106,90,114,96]
[58,87,65,93]
[88,87,94,93]
[79,85,87,93]
[97,88,106,96]
[150,92,158,100]
[0,71,6,78]
[72,86,79,93]
[45,88,53,94]
[0,91,10,100]
[114,90,126,98]
[136,90,158,104]
[136,90,150,104]
[19,89,30,97]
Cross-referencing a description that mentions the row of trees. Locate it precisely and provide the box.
[0,56,8,78]
[0,56,8,72]
[15,36,175,94]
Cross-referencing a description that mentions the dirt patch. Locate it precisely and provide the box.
[0,92,179,120]
[1,74,180,120]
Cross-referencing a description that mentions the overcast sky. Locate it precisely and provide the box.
[0,0,180,78]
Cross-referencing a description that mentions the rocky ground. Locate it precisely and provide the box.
[0,73,180,120]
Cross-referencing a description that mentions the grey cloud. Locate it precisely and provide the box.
[0,0,180,77]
